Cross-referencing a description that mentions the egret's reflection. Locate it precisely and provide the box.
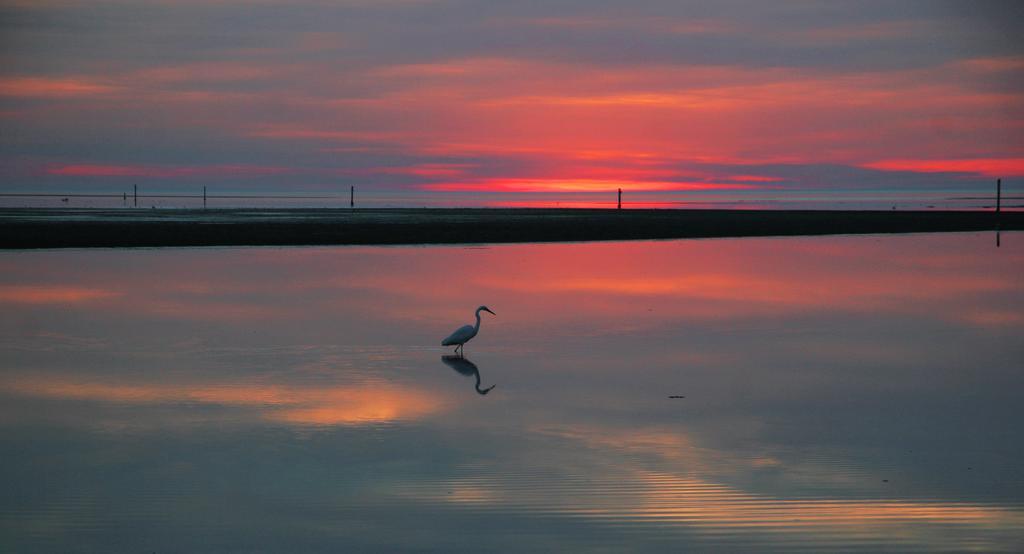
[441,355,495,395]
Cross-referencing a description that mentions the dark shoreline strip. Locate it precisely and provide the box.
[1,208,1021,249]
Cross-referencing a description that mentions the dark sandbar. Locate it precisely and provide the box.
[1,208,1020,249]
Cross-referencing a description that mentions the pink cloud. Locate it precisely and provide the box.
[134,62,277,84]
[9,46,1021,192]
[862,158,1024,177]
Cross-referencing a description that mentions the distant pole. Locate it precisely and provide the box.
[123,192,126,207]
[133,184,137,208]
[350,185,354,208]
[996,178,1001,214]
[617,188,622,210]
[996,178,1002,248]
[203,186,207,209]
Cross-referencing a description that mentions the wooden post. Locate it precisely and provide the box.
[203,186,207,208]
[123,192,126,207]
[996,178,1002,247]
[996,178,1001,214]
[133,184,137,207]
[350,185,354,207]
[617,188,622,210]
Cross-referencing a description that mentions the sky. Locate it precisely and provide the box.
[1,0,1022,199]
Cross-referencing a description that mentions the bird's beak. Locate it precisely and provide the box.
[485,308,496,315]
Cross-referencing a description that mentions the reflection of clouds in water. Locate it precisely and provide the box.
[2,375,447,427]
[422,470,1024,548]
[0,285,119,304]
[403,424,1024,550]
[960,309,1024,327]
[478,271,1017,321]
[0,330,110,352]
[1,235,1020,335]
[1,235,1022,550]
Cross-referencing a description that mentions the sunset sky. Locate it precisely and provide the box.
[1,0,1021,198]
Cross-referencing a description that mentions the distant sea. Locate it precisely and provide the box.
[0,189,1018,211]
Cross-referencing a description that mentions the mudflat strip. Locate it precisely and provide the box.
[1,208,1020,249]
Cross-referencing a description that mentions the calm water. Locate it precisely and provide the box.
[1,233,1022,552]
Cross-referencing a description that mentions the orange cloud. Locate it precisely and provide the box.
[248,126,411,143]
[46,53,987,186]
[0,77,119,98]
[370,57,530,78]
[135,62,276,83]
[954,57,1024,73]
[338,60,1015,170]
[7,32,1021,194]
[790,20,937,43]
[728,174,785,182]
[0,285,119,304]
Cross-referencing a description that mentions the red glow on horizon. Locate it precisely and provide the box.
[7,27,1020,195]
[421,178,768,193]
[486,200,778,209]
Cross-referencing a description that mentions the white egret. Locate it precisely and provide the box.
[442,305,495,355]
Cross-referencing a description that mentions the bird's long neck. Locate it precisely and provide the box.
[473,370,495,395]
[474,309,482,332]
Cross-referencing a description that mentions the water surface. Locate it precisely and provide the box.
[1,233,1022,551]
